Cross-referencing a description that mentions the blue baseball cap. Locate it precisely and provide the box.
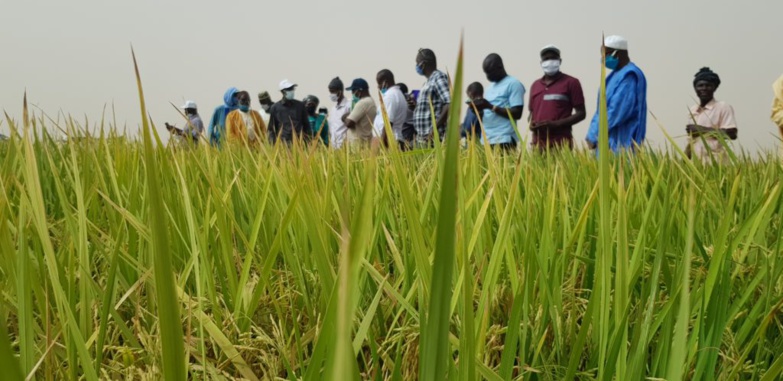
[346,78,369,91]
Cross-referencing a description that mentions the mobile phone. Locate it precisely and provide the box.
[411,90,420,102]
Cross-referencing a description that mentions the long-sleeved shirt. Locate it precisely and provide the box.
[268,99,313,144]
[226,109,266,146]
[772,75,783,131]
[586,62,647,154]
[185,114,204,141]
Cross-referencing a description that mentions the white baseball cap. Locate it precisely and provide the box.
[279,79,297,90]
[181,100,197,109]
[604,35,628,50]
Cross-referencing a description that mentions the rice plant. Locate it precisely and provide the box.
[1,41,782,380]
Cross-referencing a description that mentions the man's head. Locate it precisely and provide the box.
[236,91,251,111]
[258,91,273,113]
[693,67,721,104]
[279,79,298,101]
[347,78,370,98]
[376,69,395,92]
[466,82,484,101]
[303,95,319,115]
[483,53,507,83]
[328,77,344,102]
[540,45,562,76]
[603,35,629,70]
[416,48,437,76]
[182,100,198,116]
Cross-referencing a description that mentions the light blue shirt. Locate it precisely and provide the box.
[586,63,647,154]
[481,76,526,144]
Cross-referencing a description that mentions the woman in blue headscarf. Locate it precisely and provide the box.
[208,87,239,147]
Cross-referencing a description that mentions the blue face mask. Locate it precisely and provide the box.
[416,63,425,76]
[381,87,388,95]
[604,52,620,70]
[352,94,360,105]
[238,105,250,112]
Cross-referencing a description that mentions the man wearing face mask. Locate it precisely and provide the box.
[327,77,351,149]
[529,45,586,151]
[226,91,266,147]
[268,79,313,145]
[412,48,451,147]
[585,35,647,154]
[373,69,409,149]
[470,53,525,151]
[343,78,377,147]
[304,95,329,146]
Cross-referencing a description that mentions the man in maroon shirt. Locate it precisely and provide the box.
[529,45,586,150]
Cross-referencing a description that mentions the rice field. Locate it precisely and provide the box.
[1,46,783,381]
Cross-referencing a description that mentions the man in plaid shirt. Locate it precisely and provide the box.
[411,48,451,147]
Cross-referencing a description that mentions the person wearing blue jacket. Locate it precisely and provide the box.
[208,87,239,147]
[586,35,647,154]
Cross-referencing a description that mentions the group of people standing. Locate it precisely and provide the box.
[164,35,778,163]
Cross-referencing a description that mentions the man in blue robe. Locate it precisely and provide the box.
[585,35,647,154]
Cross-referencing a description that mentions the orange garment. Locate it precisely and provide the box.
[226,109,266,146]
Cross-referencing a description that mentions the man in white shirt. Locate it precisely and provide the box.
[327,77,351,149]
[373,69,409,150]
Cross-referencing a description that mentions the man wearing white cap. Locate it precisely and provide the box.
[165,100,204,145]
[585,35,648,154]
[268,79,313,144]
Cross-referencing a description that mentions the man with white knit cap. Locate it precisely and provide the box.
[585,35,647,154]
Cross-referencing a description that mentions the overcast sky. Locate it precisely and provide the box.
[2,0,782,153]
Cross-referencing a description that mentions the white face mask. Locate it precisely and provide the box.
[541,59,561,76]
[261,104,270,112]
[284,90,296,100]
[329,93,339,102]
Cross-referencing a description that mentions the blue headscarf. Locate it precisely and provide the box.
[223,87,239,108]
[209,87,239,146]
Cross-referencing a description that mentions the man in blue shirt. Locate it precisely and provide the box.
[471,53,525,150]
[585,35,647,154]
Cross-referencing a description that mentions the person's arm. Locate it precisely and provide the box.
[433,74,451,128]
[268,107,278,141]
[772,98,783,129]
[208,108,221,145]
[538,80,587,130]
[194,118,205,140]
[345,101,363,129]
[772,76,783,131]
[301,105,314,138]
[478,81,525,121]
[537,105,586,130]
[585,112,599,149]
[225,112,239,142]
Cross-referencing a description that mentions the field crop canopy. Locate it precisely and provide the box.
[1,42,783,380]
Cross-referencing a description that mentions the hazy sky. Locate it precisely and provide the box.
[2,0,782,153]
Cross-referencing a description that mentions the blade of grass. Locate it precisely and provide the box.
[131,47,187,381]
